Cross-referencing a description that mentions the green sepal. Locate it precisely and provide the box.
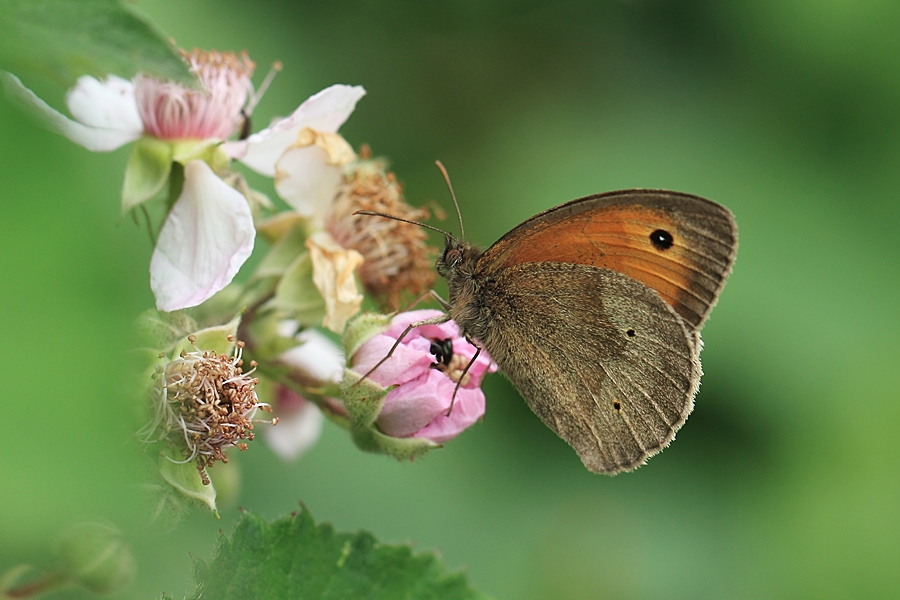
[343,312,393,359]
[272,252,325,327]
[159,455,218,517]
[121,136,173,214]
[171,138,222,166]
[340,368,389,427]
[133,308,199,349]
[351,425,439,461]
[171,314,242,357]
[253,219,308,279]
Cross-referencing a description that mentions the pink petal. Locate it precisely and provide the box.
[376,371,450,437]
[352,334,435,387]
[150,160,255,311]
[1,72,142,152]
[227,84,365,176]
[412,387,486,443]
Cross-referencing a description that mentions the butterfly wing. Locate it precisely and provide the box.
[474,262,700,474]
[478,190,737,331]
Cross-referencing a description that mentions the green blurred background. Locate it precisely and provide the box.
[2,0,899,598]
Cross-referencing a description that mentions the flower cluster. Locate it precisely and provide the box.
[5,45,497,491]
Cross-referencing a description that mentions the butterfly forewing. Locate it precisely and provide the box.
[472,262,700,473]
[479,190,737,331]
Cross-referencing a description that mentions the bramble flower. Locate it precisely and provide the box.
[2,49,365,312]
[349,310,497,444]
[140,335,273,485]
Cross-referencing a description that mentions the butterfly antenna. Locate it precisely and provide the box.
[435,160,465,240]
[353,210,454,238]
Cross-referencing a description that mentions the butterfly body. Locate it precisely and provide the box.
[437,189,737,474]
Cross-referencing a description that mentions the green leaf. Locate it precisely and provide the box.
[121,137,173,214]
[0,0,194,86]
[179,509,490,600]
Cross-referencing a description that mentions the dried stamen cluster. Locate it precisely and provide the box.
[327,147,438,309]
[141,336,274,484]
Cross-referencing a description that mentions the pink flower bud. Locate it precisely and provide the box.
[351,310,497,443]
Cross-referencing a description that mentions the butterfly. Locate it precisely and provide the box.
[361,179,737,474]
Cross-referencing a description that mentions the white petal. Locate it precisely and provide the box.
[264,400,324,461]
[280,328,345,385]
[150,160,255,311]
[227,84,365,176]
[274,145,343,217]
[1,72,142,151]
[66,75,143,133]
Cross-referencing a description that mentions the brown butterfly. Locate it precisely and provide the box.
[362,181,737,474]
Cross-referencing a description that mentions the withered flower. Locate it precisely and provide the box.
[141,336,273,484]
[327,147,438,310]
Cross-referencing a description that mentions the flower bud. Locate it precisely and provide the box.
[342,310,496,458]
[56,523,135,594]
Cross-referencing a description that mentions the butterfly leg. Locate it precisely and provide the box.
[400,289,452,312]
[352,313,451,385]
[445,337,482,416]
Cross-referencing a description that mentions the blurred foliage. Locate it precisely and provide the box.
[1,0,898,599]
[0,0,193,86]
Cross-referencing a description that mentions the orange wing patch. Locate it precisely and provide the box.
[479,192,736,330]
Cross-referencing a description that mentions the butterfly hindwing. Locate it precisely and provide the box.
[473,262,701,473]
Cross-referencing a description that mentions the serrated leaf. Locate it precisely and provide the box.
[0,0,194,86]
[180,509,491,600]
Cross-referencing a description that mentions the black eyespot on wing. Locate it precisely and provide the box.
[650,229,674,250]
[626,328,636,337]
[613,400,622,411]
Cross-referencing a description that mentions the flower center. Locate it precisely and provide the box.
[435,353,472,387]
[134,49,255,141]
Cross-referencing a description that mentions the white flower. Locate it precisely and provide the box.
[225,84,365,220]
[2,51,365,312]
